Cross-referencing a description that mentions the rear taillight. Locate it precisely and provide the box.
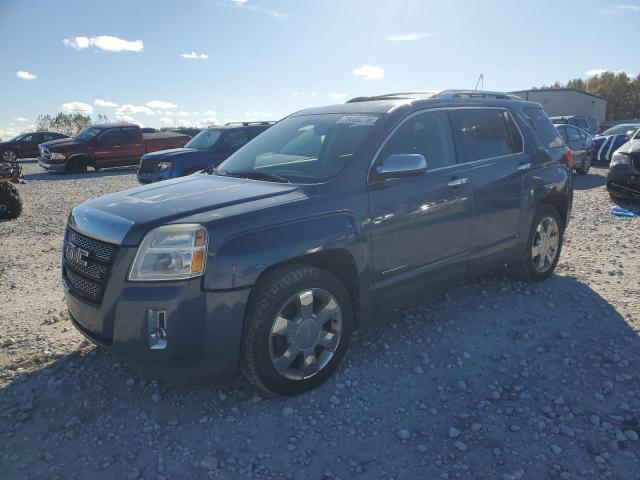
[564,148,573,169]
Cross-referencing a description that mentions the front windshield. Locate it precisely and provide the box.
[217,113,379,183]
[75,127,101,142]
[9,134,24,141]
[185,129,222,151]
[602,125,640,137]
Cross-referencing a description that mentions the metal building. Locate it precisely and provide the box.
[510,88,607,122]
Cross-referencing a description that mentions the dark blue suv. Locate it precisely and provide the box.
[63,90,573,395]
[137,122,273,183]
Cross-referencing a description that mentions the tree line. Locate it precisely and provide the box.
[534,71,640,121]
[34,113,109,136]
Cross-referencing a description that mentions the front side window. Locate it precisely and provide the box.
[574,118,589,130]
[97,129,122,145]
[76,127,101,142]
[522,107,564,149]
[20,134,35,143]
[218,113,379,183]
[566,126,581,143]
[186,129,222,150]
[380,110,456,170]
[453,109,523,161]
[221,131,250,151]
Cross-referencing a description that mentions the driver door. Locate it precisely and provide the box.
[368,109,474,293]
[94,129,123,168]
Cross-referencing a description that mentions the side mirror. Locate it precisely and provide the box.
[375,154,427,179]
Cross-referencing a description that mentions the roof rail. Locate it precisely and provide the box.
[346,89,521,103]
[224,121,276,126]
[433,89,522,100]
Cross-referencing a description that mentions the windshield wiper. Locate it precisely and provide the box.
[219,170,291,184]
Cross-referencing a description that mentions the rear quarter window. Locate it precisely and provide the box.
[521,107,564,149]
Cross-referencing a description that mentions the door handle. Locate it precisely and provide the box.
[447,177,468,188]
[517,162,532,171]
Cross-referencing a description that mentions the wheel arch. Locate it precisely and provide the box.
[66,153,92,171]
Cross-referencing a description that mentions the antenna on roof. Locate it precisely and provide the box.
[474,74,484,91]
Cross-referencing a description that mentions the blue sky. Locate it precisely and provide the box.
[1,0,639,138]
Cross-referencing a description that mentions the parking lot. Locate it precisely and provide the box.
[1,161,639,479]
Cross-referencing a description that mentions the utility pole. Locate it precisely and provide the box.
[475,74,484,90]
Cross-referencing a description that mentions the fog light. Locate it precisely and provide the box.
[147,309,167,350]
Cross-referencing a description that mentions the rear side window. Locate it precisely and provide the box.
[98,129,122,145]
[573,118,589,130]
[120,128,139,144]
[452,109,523,162]
[222,131,250,150]
[380,110,456,170]
[566,126,581,142]
[521,107,564,149]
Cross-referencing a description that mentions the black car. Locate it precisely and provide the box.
[137,122,274,184]
[62,90,572,395]
[555,124,593,174]
[1,131,68,161]
[607,130,640,201]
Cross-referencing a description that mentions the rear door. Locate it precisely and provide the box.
[450,107,527,264]
[16,133,41,158]
[368,109,474,291]
[116,127,144,166]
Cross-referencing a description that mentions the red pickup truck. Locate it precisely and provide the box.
[37,123,189,173]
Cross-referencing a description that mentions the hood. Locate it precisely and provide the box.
[41,137,84,152]
[617,139,640,155]
[142,147,204,161]
[72,174,303,245]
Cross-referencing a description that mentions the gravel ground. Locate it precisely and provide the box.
[1,160,639,479]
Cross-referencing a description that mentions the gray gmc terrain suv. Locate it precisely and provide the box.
[63,90,573,395]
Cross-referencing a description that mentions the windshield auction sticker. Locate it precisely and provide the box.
[336,115,378,126]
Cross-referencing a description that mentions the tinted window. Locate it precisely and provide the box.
[566,126,581,142]
[120,128,139,144]
[453,109,521,161]
[186,129,222,150]
[20,134,35,143]
[574,118,589,129]
[556,125,568,143]
[381,110,456,170]
[221,131,249,151]
[98,129,121,145]
[522,107,564,149]
[42,133,56,142]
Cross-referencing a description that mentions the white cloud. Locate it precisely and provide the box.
[353,64,385,80]
[203,110,217,116]
[13,117,29,122]
[146,100,177,109]
[181,51,209,60]
[16,70,37,80]
[117,104,156,115]
[617,5,640,12]
[387,32,434,42]
[245,111,271,120]
[160,117,174,125]
[586,69,607,77]
[116,114,136,123]
[199,117,219,126]
[329,93,347,101]
[163,110,176,116]
[225,0,289,18]
[63,35,144,52]
[177,111,190,117]
[94,98,118,108]
[179,119,192,126]
[231,0,247,4]
[62,101,93,113]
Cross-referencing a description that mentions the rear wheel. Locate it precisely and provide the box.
[576,154,591,175]
[0,185,22,219]
[241,264,353,396]
[510,205,563,283]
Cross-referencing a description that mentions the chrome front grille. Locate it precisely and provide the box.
[63,227,117,305]
[139,159,158,173]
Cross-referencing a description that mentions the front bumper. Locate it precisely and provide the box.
[607,164,640,200]
[38,156,66,173]
[136,169,174,184]
[64,245,251,381]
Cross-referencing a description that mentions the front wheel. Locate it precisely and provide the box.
[2,150,17,162]
[241,264,353,396]
[510,205,563,283]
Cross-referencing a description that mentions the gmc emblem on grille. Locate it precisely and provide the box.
[65,242,89,267]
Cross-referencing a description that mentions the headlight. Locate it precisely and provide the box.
[610,152,630,166]
[129,224,208,281]
[50,152,66,161]
[157,161,173,170]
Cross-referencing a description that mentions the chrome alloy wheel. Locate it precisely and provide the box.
[2,150,17,162]
[531,216,560,273]
[269,288,342,381]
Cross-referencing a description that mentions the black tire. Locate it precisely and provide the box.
[509,205,563,283]
[2,150,18,162]
[241,264,353,396]
[0,185,22,219]
[576,154,591,175]
[66,157,87,174]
